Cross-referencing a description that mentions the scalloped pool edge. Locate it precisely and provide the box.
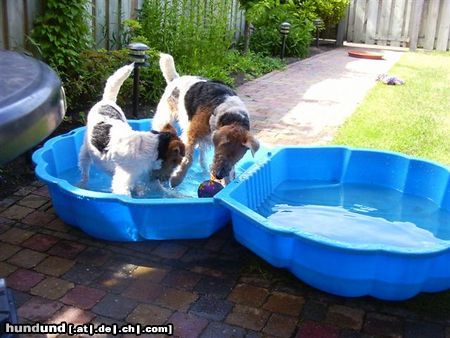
[215,146,450,300]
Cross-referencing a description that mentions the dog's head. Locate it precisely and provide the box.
[152,124,185,182]
[210,124,259,180]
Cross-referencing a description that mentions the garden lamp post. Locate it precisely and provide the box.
[313,18,324,48]
[279,22,291,59]
[128,42,149,118]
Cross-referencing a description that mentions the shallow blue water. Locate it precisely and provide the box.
[59,149,237,198]
[257,180,450,247]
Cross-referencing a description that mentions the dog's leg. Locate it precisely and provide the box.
[199,143,208,172]
[111,166,133,196]
[78,141,91,188]
[170,141,195,187]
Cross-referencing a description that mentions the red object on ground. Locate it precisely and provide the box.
[348,50,384,60]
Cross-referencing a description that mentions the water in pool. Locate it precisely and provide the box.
[257,180,450,247]
[59,153,213,198]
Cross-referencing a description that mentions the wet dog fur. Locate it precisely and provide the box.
[152,53,259,187]
[78,63,185,196]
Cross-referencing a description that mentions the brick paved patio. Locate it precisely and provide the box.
[1,47,450,338]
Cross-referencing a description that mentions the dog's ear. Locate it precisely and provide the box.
[161,123,177,136]
[242,134,260,157]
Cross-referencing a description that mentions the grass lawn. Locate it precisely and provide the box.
[333,51,450,165]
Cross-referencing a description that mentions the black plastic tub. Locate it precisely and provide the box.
[0,50,66,164]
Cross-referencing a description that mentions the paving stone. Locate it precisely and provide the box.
[194,276,235,299]
[93,269,133,294]
[0,261,17,276]
[47,305,95,324]
[154,287,198,312]
[75,247,111,266]
[446,327,450,338]
[8,249,47,268]
[14,186,37,197]
[61,284,106,310]
[0,197,18,211]
[263,291,305,316]
[104,256,138,274]
[18,296,63,321]
[162,269,202,290]
[48,240,86,259]
[33,186,50,197]
[45,218,71,232]
[11,289,32,307]
[30,277,74,300]
[131,265,169,282]
[295,320,340,338]
[0,243,21,260]
[7,269,45,291]
[0,227,34,244]
[17,194,49,209]
[263,313,298,338]
[301,299,328,321]
[0,205,34,220]
[35,256,75,276]
[0,215,15,227]
[190,295,234,321]
[200,321,246,338]
[127,303,172,325]
[326,305,365,331]
[226,305,270,331]
[363,312,403,337]
[22,210,56,226]
[21,234,59,252]
[169,311,209,338]
[63,263,104,285]
[239,275,273,289]
[339,329,372,338]
[204,237,227,252]
[123,280,165,303]
[228,283,269,307]
[404,321,445,338]
[152,242,188,259]
[92,294,137,321]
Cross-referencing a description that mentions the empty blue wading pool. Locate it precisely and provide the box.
[216,146,450,300]
[32,119,267,242]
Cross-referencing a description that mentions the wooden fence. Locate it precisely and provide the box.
[344,0,450,51]
[0,0,245,50]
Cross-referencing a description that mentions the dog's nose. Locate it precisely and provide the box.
[215,167,228,180]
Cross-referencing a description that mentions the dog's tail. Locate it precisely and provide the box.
[102,63,134,102]
[159,53,179,83]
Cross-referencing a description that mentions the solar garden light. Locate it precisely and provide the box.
[128,42,149,118]
[279,22,291,59]
[313,18,324,48]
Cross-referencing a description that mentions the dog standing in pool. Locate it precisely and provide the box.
[152,53,260,187]
[78,63,185,196]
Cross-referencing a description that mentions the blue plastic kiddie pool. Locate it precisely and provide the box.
[32,119,267,241]
[216,146,450,300]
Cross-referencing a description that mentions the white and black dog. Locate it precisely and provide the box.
[152,53,259,187]
[78,64,185,196]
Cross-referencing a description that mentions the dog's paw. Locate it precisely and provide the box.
[169,174,183,188]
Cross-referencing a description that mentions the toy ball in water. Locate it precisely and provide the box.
[198,180,224,198]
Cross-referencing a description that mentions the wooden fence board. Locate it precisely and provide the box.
[409,0,425,50]
[347,0,356,41]
[0,1,6,49]
[378,0,392,45]
[401,0,412,47]
[365,0,378,44]
[390,0,405,46]
[353,0,367,43]
[94,0,107,49]
[436,0,450,51]
[423,0,440,49]
[417,0,429,47]
[6,0,25,49]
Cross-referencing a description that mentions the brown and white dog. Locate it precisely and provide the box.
[152,53,260,187]
[79,63,185,196]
